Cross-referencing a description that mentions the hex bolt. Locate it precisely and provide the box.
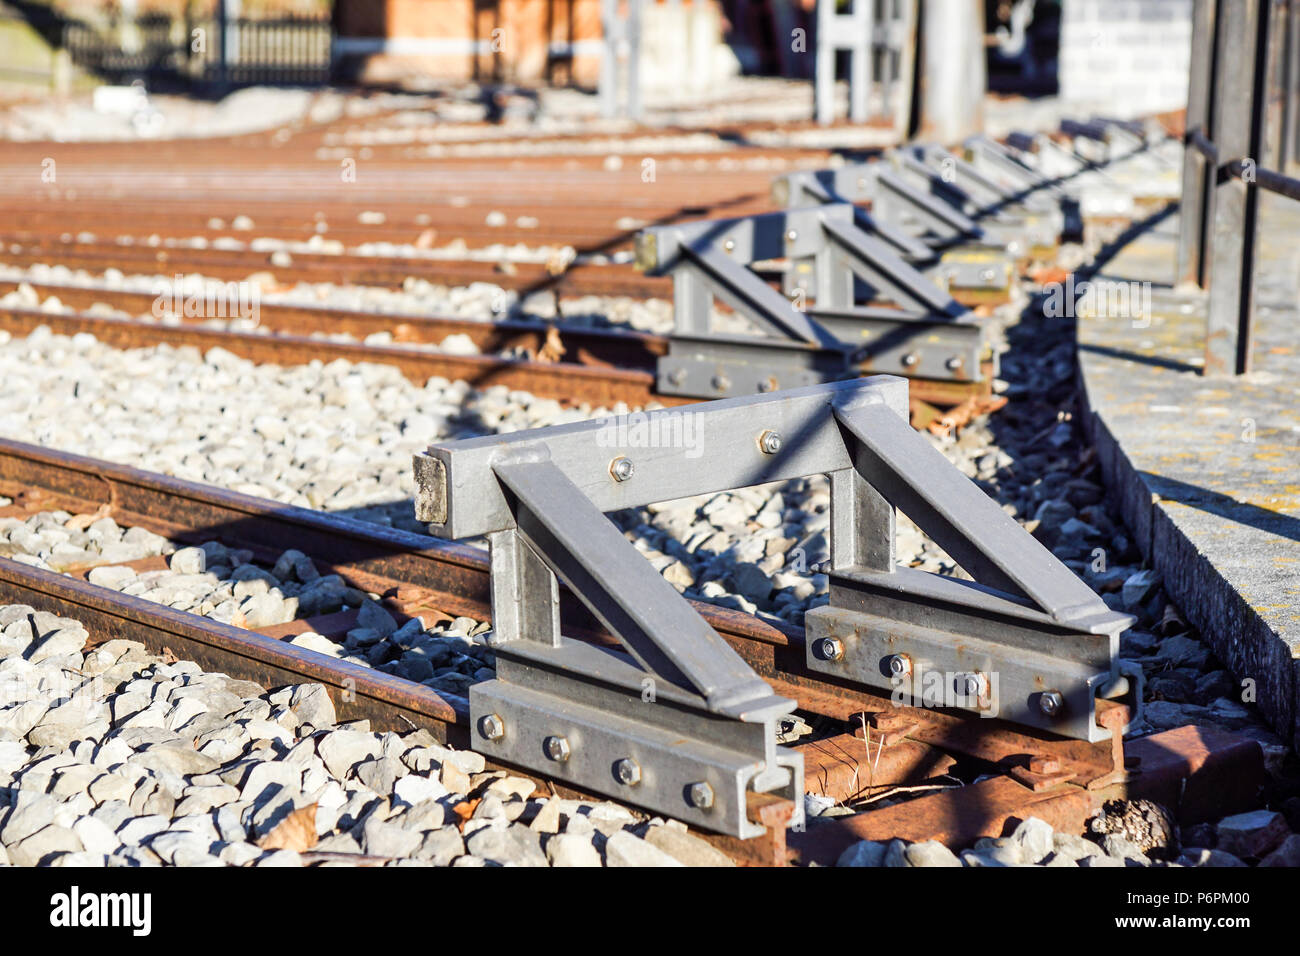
[723,238,735,252]
[479,713,505,741]
[544,735,571,762]
[609,457,635,482]
[901,352,919,368]
[711,374,731,392]
[945,356,963,371]
[667,368,687,386]
[758,429,782,455]
[688,781,715,809]
[758,377,778,393]
[785,229,798,242]
[816,637,844,661]
[979,268,998,283]
[1040,690,1064,717]
[884,654,912,679]
[953,672,986,698]
[613,758,642,786]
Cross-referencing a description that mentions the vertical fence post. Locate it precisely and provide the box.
[1204,0,1269,375]
[217,0,229,91]
[1178,0,1218,288]
[815,0,834,124]
[1281,0,1300,170]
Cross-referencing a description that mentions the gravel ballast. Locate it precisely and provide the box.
[0,601,730,867]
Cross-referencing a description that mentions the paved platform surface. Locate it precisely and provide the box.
[1077,195,1300,748]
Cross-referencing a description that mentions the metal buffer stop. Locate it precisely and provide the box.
[636,205,991,400]
[771,145,1066,295]
[413,377,1141,836]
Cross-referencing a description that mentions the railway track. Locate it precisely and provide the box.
[0,438,1264,866]
[0,90,1270,872]
[0,279,994,416]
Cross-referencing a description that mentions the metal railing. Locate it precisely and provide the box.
[60,14,330,91]
[1179,0,1300,375]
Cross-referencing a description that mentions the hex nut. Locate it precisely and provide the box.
[688,781,715,809]
[544,735,571,762]
[817,637,844,661]
[479,713,505,741]
[758,429,782,455]
[884,654,912,679]
[1040,690,1064,717]
[609,457,635,482]
[953,672,986,698]
[614,758,642,786]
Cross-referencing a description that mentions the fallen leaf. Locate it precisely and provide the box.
[452,798,481,831]
[65,503,112,531]
[1030,266,1071,286]
[160,647,179,665]
[257,803,319,852]
[536,325,566,364]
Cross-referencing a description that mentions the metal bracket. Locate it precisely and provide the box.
[636,205,991,397]
[963,134,1069,201]
[801,390,1140,742]
[774,146,1064,259]
[889,145,1066,254]
[414,379,1139,840]
[771,160,1028,310]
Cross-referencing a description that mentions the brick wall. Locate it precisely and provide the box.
[1059,0,1193,116]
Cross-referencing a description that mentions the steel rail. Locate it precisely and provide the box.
[0,439,1265,864]
[0,298,994,415]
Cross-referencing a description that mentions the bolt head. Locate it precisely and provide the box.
[785,229,798,242]
[711,374,731,392]
[758,429,782,455]
[544,735,571,762]
[885,654,912,678]
[1040,690,1064,717]
[944,356,963,371]
[901,352,919,368]
[816,637,844,661]
[979,268,998,282]
[954,672,985,697]
[609,456,635,482]
[1028,754,1062,775]
[614,758,641,785]
[667,368,687,386]
[723,238,735,252]
[479,713,505,741]
[688,781,715,809]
